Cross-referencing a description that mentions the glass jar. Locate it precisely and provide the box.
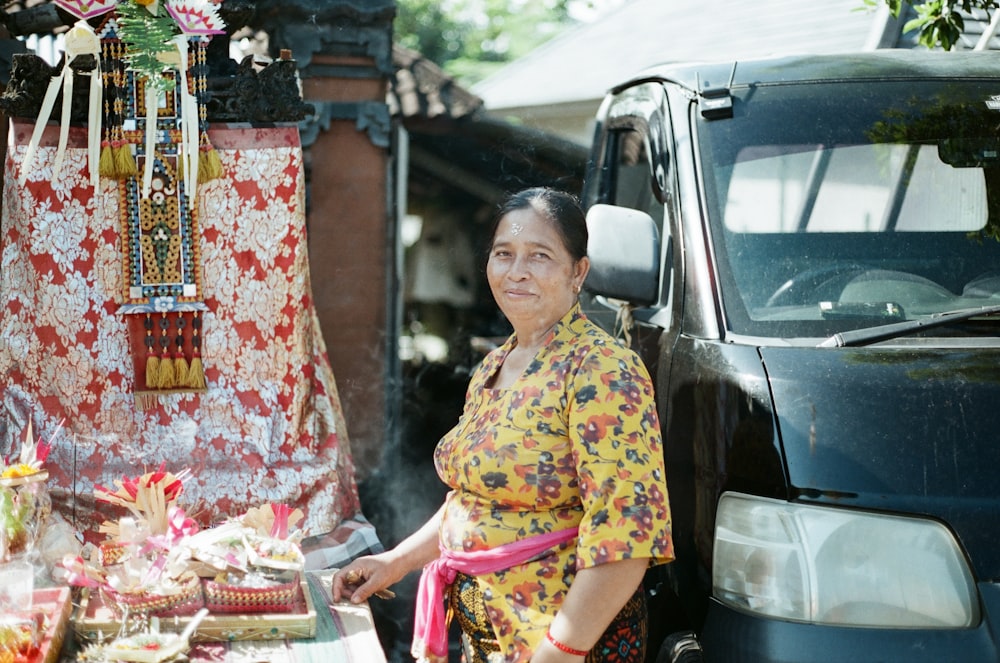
[0,471,50,563]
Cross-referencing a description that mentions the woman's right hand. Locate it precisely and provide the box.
[331,551,405,604]
[332,503,446,604]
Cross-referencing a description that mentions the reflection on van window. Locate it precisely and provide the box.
[698,81,1000,338]
[612,128,660,222]
[725,144,987,233]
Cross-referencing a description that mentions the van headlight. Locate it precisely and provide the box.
[712,492,978,628]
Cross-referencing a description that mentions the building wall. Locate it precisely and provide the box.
[245,0,398,482]
[303,56,393,480]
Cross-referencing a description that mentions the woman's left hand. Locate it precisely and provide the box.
[530,557,650,662]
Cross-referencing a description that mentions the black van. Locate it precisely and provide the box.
[581,50,1000,662]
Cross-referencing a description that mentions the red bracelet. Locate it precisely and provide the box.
[545,630,588,657]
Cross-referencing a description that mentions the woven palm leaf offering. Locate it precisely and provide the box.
[191,504,307,613]
[104,608,209,663]
[201,503,306,613]
[76,607,210,663]
[239,503,306,571]
[62,464,204,618]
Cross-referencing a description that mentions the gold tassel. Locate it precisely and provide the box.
[187,356,206,389]
[145,354,160,389]
[173,354,190,387]
[99,142,116,178]
[156,350,176,389]
[198,145,224,183]
[115,142,137,178]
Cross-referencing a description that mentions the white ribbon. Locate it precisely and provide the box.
[172,35,200,207]
[20,20,102,189]
[142,83,159,197]
[142,38,199,205]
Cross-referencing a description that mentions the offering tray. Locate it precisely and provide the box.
[72,577,316,643]
[8,587,74,663]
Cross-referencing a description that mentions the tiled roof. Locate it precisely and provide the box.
[390,44,482,120]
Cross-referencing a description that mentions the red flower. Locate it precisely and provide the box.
[648,483,665,506]
[487,605,514,636]
[592,539,631,564]
[581,414,621,444]
[538,476,562,499]
[511,580,544,607]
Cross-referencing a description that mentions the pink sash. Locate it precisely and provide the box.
[411,527,578,661]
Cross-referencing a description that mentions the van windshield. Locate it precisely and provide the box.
[698,79,1000,339]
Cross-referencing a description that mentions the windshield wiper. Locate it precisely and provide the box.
[819,304,1000,348]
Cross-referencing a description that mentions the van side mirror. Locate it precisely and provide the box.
[585,204,660,306]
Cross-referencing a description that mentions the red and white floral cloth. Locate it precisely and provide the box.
[0,121,362,543]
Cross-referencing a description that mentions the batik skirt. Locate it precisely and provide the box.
[448,571,648,663]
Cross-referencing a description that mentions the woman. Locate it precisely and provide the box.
[333,188,673,662]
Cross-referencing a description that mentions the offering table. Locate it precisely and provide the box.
[65,570,387,663]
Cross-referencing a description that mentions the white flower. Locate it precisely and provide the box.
[153,296,176,312]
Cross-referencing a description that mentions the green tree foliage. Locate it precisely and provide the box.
[395,0,597,84]
[872,0,1000,49]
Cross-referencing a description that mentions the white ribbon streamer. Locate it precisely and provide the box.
[172,35,200,207]
[143,83,159,198]
[20,20,101,189]
[87,53,102,189]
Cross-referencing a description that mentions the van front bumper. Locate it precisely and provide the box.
[699,583,1000,662]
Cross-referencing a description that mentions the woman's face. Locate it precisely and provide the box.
[487,207,589,332]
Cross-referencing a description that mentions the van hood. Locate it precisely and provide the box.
[760,345,1000,580]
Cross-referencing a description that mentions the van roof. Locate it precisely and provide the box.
[617,50,1000,96]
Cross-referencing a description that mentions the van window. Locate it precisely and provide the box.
[697,80,1000,339]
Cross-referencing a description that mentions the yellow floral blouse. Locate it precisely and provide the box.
[434,304,674,662]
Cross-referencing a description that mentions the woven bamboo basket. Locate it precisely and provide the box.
[203,572,300,613]
[104,572,204,618]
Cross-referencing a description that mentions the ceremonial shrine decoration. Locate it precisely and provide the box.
[1,5,361,541]
[0,2,383,655]
[18,2,227,405]
[54,0,118,20]
[18,19,103,191]
[105,2,224,403]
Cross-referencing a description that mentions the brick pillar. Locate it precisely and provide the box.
[253,0,398,479]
